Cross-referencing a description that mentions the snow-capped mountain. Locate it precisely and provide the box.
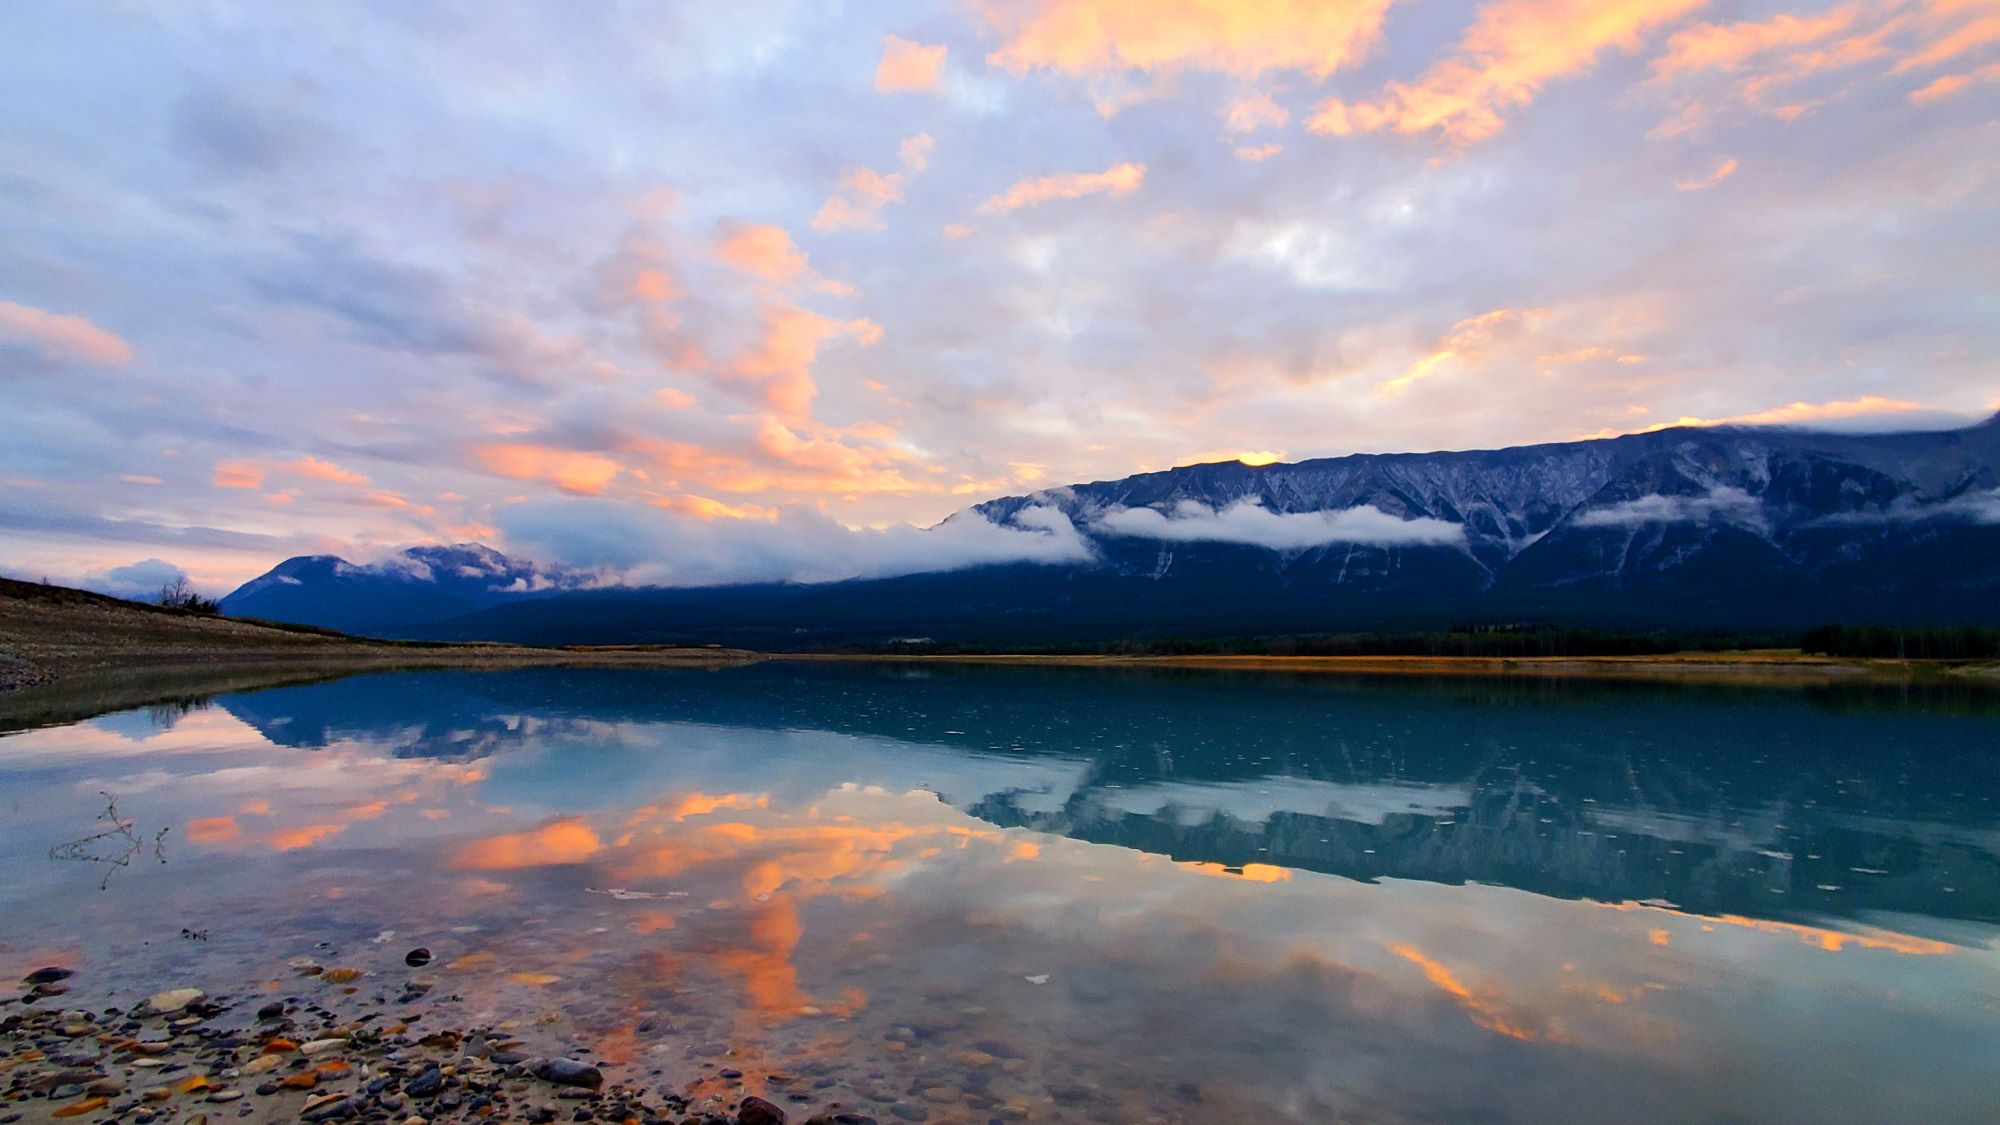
[219,543,588,634]
[226,416,2000,643]
[976,414,2000,598]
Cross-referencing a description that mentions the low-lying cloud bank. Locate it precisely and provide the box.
[496,500,1093,587]
[1574,487,1765,529]
[81,558,190,601]
[1093,499,1465,550]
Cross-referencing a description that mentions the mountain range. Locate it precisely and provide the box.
[220,416,2000,646]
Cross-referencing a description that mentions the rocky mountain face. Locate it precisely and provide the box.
[223,417,2000,644]
[218,543,587,635]
[975,415,2000,616]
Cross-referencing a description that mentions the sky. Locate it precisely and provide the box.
[1,0,1996,595]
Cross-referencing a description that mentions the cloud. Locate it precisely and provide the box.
[977,161,1146,214]
[1223,91,1291,135]
[1651,9,1861,82]
[724,307,882,420]
[81,558,190,601]
[812,133,933,231]
[475,444,623,495]
[1573,486,1764,527]
[286,455,369,484]
[1674,156,1738,190]
[213,460,266,489]
[0,300,133,366]
[1378,309,1538,396]
[1621,396,1944,433]
[496,499,1094,586]
[1910,60,2000,101]
[1311,0,1709,144]
[875,34,948,93]
[1094,498,1466,549]
[982,0,1396,79]
[715,221,808,284]
[1235,143,1285,161]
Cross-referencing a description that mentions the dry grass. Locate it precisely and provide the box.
[0,577,758,732]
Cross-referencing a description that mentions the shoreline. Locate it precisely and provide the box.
[1,967,864,1125]
[785,650,2000,688]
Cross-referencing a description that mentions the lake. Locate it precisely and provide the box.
[3,663,1998,1123]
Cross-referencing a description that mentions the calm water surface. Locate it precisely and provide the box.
[3,665,1998,1122]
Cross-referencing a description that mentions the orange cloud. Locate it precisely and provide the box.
[983,0,1396,79]
[715,222,809,285]
[0,300,133,365]
[186,816,241,845]
[875,33,949,92]
[454,817,605,870]
[475,443,622,495]
[898,132,935,172]
[1629,395,1931,430]
[1223,90,1291,134]
[1235,142,1285,161]
[651,493,780,521]
[270,824,345,852]
[1311,0,1708,144]
[813,130,933,234]
[213,460,266,489]
[1896,0,2000,73]
[654,387,698,409]
[1651,7,1861,80]
[752,417,924,494]
[1674,155,1738,189]
[1389,943,1555,1041]
[1910,59,2000,99]
[287,455,369,484]
[725,306,881,420]
[976,161,1146,214]
[1378,308,1540,396]
[633,268,680,303]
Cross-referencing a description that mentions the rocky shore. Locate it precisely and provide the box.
[1,964,901,1125]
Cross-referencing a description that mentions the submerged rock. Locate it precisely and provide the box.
[736,1096,786,1125]
[22,966,72,986]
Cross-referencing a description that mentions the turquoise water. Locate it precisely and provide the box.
[3,665,1998,1122]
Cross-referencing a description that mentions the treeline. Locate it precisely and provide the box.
[1800,625,2000,660]
[879,625,1791,658]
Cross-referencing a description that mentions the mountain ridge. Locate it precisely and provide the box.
[223,417,2000,646]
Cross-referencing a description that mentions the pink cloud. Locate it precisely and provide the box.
[977,161,1147,214]
[876,34,949,92]
[0,300,133,366]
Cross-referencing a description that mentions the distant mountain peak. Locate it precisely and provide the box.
[220,542,587,635]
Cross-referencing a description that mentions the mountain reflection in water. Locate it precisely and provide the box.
[3,663,1997,1124]
[215,664,2000,934]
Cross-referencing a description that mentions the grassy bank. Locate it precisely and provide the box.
[0,578,758,732]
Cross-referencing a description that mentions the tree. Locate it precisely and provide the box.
[158,576,220,615]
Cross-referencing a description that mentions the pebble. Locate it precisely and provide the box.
[737,1095,788,1125]
[22,967,73,985]
[143,988,204,1015]
[301,1038,349,1055]
[530,1057,604,1090]
[405,948,434,968]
